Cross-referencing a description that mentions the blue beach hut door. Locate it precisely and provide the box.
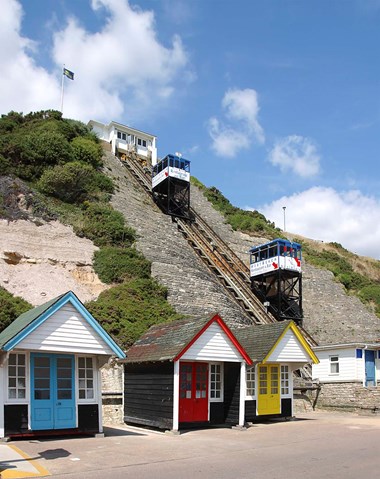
[30,353,76,430]
[365,350,376,387]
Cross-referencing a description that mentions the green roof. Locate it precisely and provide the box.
[0,293,66,349]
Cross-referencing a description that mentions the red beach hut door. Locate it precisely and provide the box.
[179,362,208,422]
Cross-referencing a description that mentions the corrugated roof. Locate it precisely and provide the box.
[0,293,66,349]
[234,321,291,363]
[124,315,214,363]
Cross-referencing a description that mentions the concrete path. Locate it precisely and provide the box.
[1,411,380,479]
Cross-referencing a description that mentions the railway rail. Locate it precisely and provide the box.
[119,151,317,350]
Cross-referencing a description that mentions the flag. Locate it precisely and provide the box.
[63,68,74,80]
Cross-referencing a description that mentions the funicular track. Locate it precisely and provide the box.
[119,152,317,351]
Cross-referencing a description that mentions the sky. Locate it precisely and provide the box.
[1,0,380,259]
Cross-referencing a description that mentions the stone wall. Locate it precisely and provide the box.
[104,151,252,328]
[101,151,380,422]
[313,382,380,413]
[101,363,124,424]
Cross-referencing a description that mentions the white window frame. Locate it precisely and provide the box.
[280,365,291,397]
[77,356,97,403]
[329,355,340,375]
[246,365,256,400]
[6,352,28,403]
[209,362,223,402]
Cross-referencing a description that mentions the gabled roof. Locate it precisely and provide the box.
[0,291,125,358]
[123,314,252,364]
[235,321,318,364]
[0,293,65,349]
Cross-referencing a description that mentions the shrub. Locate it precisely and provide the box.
[71,137,103,168]
[0,288,32,333]
[192,178,282,238]
[88,171,114,195]
[86,279,182,348]
[93,246,151,284]
[37,161,97,203]
[75,203,136,247]
[358,285,380,313]
[8,131,74,180]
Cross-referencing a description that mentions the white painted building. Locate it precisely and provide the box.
[88,120,157,165]
[0,291,125,439]
[312,343,380,386]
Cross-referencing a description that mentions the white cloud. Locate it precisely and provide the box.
[208,88,264,158]
[222,89,265,143]
[0,0,60,114]
[0,0,190,122]
[207,117,251,158]
[256,186,380,259]
[268,135,321,178]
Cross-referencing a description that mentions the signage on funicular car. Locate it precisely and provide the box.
[250,256,301,277]
[169,166,190,182]
[152,166,190,189]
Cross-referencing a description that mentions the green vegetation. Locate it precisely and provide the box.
[0,110,103,181]
[0,288,32,333]
[86,279,181,347]
[191,177,282,238]
[0,109,184,348]
[73,202,136,247]
[93,247,151,284]
[300,241,380,317]
[37,161,113,204]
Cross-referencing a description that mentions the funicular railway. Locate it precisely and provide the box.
[119,150,317,352]
[121,151,276,326]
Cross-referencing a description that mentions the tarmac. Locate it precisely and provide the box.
[1,410,380,479]
[0,443,49,478]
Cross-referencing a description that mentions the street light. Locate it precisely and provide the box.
[282,206,286,232]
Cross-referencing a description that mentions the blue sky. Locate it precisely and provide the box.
[1,0,380,258]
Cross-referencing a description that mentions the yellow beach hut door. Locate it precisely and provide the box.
[257,365,280,415]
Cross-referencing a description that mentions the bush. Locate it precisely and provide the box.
[37,161,97,203]
[71,137,103,168]
[75,203,136,247]
[88,171,114,195]
[192,178,282,238]
[86,279,182,348]
[359,285,380,311]
[0,288,32,333]
[8,131,74,180]
[93,246,151,284]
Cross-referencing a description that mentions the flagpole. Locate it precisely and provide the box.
[60,65,65,113]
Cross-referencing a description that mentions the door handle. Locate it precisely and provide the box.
[57,402,62,406]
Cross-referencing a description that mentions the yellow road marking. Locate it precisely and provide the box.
[1,445,50,478]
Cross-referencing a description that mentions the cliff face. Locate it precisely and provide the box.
[1,152,380,346]
[0,219,107,306]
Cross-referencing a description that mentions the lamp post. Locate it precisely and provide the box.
[282,206,286,233]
